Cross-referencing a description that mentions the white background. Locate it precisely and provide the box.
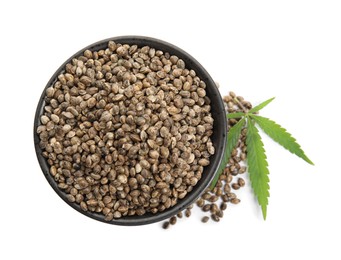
[0,0,340,259]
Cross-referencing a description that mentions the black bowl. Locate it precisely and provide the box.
[34,36,227,225]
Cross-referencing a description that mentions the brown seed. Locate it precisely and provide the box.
[116,46,127,56]
[216,210,224,218]
[108,41,117,51]
[202,204,211,212]
[128,146,139,157]
[51,114,60,123]
[211,214,220,222]
[104,213,114,221]
[66,194,75,202]
[46,121,55,131]
[221,194,229,202]
[149,150,159,159]
[196,198,205,207]
[177,212,183,218]
[197,88,206,98]
[241,153,246,160]
[198,158,210,166]
[40,115,50,125]
[170,216,177,225]
[160,147,169,158]
[113,211,122,218]
[84,50,93,59]
[209,203,218,213]
[87,97,96,108]
[117,174,128,184]
[223,183,231,193]
[220,202,227,211]
[232,183,240,190]
[239,166,247,174]
[46,87,55,98]
[238,178,245,187]
[80,201,88,211]
[209,195,218,203]
[58,183,68,189]
[86,199,98,207]
[202,192,211,200]
[75,194,83,203]
[227,192,237,199]
[185,209,191,217]
[231,198,241,204]
[201,216,209,223]
[162,221,170,229]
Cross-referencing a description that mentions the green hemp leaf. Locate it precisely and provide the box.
[246,118,270,219]
[250,115,314,165]
[211,97,313,220]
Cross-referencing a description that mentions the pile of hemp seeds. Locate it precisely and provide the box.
[162,92,252,229]
[37,41,216,221]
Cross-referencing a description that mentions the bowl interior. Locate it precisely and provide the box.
[34,36,227,225]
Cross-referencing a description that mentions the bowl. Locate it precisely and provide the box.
[34,36,227,225]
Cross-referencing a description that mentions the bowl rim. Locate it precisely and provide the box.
[33,35,227,225]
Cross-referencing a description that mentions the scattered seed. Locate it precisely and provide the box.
[170,216,177,225]
[231,198,241,204]
[196,198,204,207]
[216,210,224,218]
[211,214,220,222]
[162,221,170,229]
[201,216,209,223]
[185,209,191,217]
[220,202,227,211]
[232,183,240,190]
[238,178,245,187]
[202,204,211,212]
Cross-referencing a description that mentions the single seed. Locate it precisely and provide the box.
[116,46,127,56]
[163,221,170,229]
[224,183,231,193]
[210,204,219,214]
[209,195,218,203]
[202,192,211,200]
[40,115,49,125]
[216,210,224,218]
[238,178,245,187]
[46,87,55,98]
[66,194,75,202]
[169,216,177,225]
[201,216,209,223]
[239,166,247,174]
[196,198,204,207]
[211,214,220,222]
[51,114,60,123]
[232,183,240,190]
[231,198,241,204]
[202,204,211,212]
[221,195,229,203]
[220,202,227,211]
